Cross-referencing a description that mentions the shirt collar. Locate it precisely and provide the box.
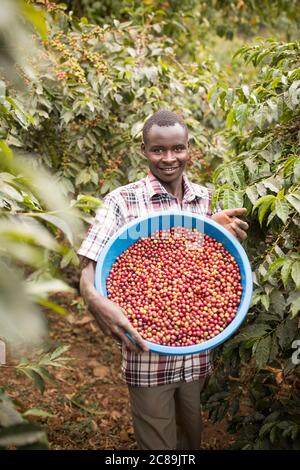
[145,170,206,202]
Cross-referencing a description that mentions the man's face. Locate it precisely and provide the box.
[141,123,190,183]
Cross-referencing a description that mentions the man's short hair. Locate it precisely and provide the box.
[142,109,188,143]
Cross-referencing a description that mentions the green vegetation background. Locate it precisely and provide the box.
[0,0,299,449]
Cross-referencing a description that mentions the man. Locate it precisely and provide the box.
[78,110,248,450]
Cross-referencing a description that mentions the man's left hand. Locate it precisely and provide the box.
[211,208,249,241]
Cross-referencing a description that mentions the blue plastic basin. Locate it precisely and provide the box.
[95,210,253,355]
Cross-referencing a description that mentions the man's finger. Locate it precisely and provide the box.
[233,217,249,231]
[120,309,149,352]
[223,208,247,218]
[231,222,247,241]
[120,315,148,351]
[118,331,143,353]
[125,325,149,352]
[110,325,141,353]
[94,317,111,336]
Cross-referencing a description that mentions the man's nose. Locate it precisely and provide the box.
[162,150,176,161]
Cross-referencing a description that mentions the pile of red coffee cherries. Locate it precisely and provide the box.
[106,228,242,347]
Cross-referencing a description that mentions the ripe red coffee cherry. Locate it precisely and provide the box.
[106,228,242,347]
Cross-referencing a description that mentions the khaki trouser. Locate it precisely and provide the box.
[128,378,206,450]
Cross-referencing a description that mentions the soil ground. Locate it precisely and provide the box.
[1,291,235,450]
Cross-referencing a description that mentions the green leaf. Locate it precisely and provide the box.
[131,121,144,138]
[270,290,286,318]
[73,194,102,209]
[212,163,227,185]
[75,169,91,186]
[276,318,298,349]
[233,323,271,343]
[222,189,244,209]
[251,292,263,307]
[270,425,278,444]
[246,186,259,204]
[0,393,23,427]
[0,423,47,448]
[36,299,68,317]
[19,369,45,394]
[61,111,73,124]
[23,408,54,418]
[0,183,23,202]
[0,220,59,252]
[226,108,234,128]
[284,156,298,177]
[291,261,300,290]
[263,177,282,193]
[224,165,245,187]
[257,198,275,225]
[269,334,279,362]
[281,260,293,288]
[20,1,47,40]
[211,187,221,209]
[259,422,276,438]
[32,213,74,245]
[288,80,300,108]
[50,345,70,361]
[294,160,300,182]
[255,335,271,369]
[266,258,285,279]
[235,104,248,130]
[100,181,111,195]
[285,194,300,215]
[261,294,270,310]
[267,210,277,226]
[60,248,79,269]
[290,297,300,318]
[27,365,55,382]
[275,198,290,224]
[0,141,13,169]
[25,279,74,297]
[256,182,267,197]
[253,195,275,210]
[255,106,268,130]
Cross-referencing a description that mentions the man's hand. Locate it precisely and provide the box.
[211,208,249,241]
[80,260,148,354]
[89,295,149,353]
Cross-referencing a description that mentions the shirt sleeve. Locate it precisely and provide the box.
[77,193,124,262]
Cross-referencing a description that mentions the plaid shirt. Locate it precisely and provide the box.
[78,171,213,387]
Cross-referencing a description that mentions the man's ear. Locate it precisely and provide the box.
[141,142,146,155]
[187,140,192,162]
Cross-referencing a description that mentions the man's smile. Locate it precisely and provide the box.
[158,166,181,174]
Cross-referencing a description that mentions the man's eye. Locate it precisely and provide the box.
[175,147,184,152]
[153,148,163,153]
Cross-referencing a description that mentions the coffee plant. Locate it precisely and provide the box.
[0,0,100,447]
[203,40,300,450]
[2,2,221,201]
[1,0,299,450]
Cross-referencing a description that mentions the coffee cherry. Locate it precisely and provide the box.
[105,228,242,347]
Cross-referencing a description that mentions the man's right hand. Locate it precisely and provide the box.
[80,259,148,354]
